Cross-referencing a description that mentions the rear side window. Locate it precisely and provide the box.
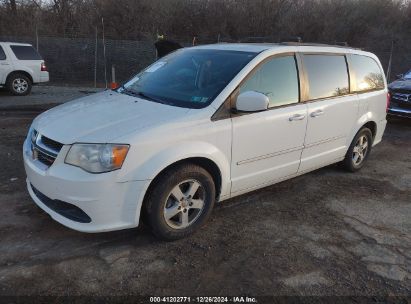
[0,46,6,60]
[302,55,349,100]
[10,45,42,60]
[350,55,385,92]
[239,55,299,108]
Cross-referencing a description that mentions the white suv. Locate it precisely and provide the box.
[23,43,387,240]
[0,42,49,95]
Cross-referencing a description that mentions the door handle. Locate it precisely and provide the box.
[0,63,9,66]
[310,109,324,117]
[289,113,306,121]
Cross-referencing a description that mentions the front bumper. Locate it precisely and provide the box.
[388,106,411,118]
[23,138,150,232]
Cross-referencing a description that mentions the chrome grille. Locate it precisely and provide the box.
[31,130,63,167]
[392,92,411,103]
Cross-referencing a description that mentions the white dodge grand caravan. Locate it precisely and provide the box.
[24,43,387,240]
[0,42,49,95]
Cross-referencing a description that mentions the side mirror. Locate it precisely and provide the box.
[235,91,269,112]
[396,74,403,79]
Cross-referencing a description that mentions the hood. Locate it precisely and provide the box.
[32,90,190,144]
[388,79,411,91]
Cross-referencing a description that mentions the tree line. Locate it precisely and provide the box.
[0,0,410,49]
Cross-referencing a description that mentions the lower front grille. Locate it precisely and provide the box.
[34,148,56,166]
[30,184,92,223]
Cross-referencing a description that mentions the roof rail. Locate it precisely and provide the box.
[278,41,361,50]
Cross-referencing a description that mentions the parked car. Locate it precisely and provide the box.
[23,43,387,240]
[388,69,411,118]
[0,42,49,96]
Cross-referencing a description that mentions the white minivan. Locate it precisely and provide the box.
[24,43,387,240]
[0,42,49,95]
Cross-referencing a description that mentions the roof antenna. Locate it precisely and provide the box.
[335,41,348,47]
[279,36,303,43]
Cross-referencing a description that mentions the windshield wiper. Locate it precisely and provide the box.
[134,91,172,105]
[119,86,172,105]
[118,86,138,97]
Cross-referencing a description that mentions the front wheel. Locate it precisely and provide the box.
[342,127,373,172]
[145,163,216,241]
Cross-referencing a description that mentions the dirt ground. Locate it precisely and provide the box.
[0,88,410,297]
[0,85,102,108]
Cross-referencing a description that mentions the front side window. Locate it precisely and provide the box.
[10,45,42,60]
[121,49,256,109]
[0,46,6,60]
[239,55,299,108]
[350,55,385,92]
[303,54,349,100]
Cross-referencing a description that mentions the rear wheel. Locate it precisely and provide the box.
[7,73,32,96]
[343,128,373,172]
[145,163,216,241]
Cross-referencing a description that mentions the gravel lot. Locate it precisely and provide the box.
[0,87,410,297]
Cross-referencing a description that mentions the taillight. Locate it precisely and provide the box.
[386,92,391,112]
[41,62,47,72]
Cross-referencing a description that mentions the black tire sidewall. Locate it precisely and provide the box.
[344,128,373,172]
[146,164,216,241]
[7,74,32,96]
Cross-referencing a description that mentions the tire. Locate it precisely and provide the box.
[145,163,216,241]
[6,73,32,96]
[342,127,373,172]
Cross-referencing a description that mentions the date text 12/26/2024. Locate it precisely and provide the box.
[150,296,257,303]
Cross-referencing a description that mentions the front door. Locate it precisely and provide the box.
[231,54,308,194]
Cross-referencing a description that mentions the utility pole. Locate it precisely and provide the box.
[386,39,394,83]
[102,17,107,89]
[35,25,39,51]
[94,26,98,88]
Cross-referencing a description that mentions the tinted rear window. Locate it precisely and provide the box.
[10,45,42,60]
[303,55,349,100]
[350,55,385,92]
[0,46,6,60]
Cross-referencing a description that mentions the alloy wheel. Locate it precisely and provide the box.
[163,179,205,229]
[12,78,29,94]
[352,135,369,166]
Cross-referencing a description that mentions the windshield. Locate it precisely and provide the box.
[404,70,411,79]
[119,49,256,108]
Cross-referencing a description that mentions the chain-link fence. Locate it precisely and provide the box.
[1,35,410,86]
[0,35,158,86]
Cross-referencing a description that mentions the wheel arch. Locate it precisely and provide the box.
[350,110,378,145]
[143,156,223,203]
[6,70,34,84]
[137,156,224,225]
[363,121,377,140]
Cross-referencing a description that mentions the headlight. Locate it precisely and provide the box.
[65,143,129,173]
[27,127,37,143]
